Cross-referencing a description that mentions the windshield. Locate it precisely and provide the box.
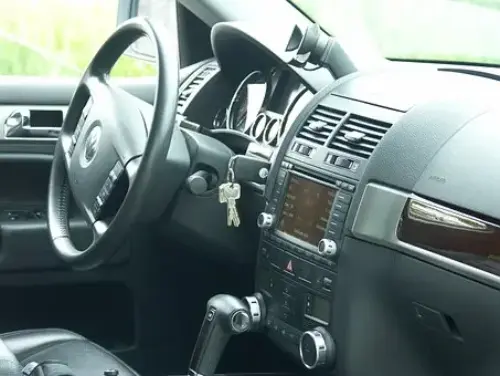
[291,0,500,66]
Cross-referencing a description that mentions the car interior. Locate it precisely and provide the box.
[1,0,500,375]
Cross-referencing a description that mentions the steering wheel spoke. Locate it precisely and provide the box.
[92,220,109,243]
[59,134,74,171]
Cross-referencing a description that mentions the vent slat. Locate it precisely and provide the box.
[308,113,340,124]
[315,107,344,120]
[341,123,384,139]
[300,133,328,143]
[337,130,380,144]
[296,104,347,146]
[348,117,391,133]
[303,125,333,136]
[334,137,378,151]
[329,114,392,159]
[330,142,372,158]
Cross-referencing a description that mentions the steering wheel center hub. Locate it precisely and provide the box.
[81,124,102,168]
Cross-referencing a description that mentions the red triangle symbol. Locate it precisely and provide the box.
[286,260,293,272]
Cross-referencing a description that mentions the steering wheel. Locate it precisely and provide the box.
[47,17,182,270]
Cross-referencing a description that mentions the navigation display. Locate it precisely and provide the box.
[278,175,337,246]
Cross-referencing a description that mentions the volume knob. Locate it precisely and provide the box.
[299,327,336,370]
[257,212,275,229]
[317,239,338,257]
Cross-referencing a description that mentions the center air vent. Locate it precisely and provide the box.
[177,62,219,113]
[329,114,392,159]
[296,104,346,146]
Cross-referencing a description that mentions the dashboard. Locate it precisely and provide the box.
[172,20,500,376]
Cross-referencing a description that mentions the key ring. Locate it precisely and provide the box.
[227,155,237,186]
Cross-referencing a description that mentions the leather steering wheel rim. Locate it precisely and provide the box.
[47,17,179,270]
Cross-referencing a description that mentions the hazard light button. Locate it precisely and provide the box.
[285,259,295,273]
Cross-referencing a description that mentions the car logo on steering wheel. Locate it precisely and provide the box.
[82,126,101,167]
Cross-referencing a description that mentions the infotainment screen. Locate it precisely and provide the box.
[278,174,337,246]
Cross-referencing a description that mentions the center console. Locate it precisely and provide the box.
[255,163,356,369]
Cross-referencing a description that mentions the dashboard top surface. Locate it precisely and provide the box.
[331,67,500,111]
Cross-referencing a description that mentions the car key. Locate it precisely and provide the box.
[225,184,241,227]
[218,158,241,227]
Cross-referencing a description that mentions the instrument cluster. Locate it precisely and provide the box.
[213,68,308,147]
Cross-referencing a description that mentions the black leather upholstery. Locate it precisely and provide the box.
[0,329,139,376]
[0,337,22,376]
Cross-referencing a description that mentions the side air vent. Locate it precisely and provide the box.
[329,114,392,158]
[296,104,346,145]
[177,62,218,113]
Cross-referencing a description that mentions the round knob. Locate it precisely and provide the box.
[299,327,335,370]
[257,212,275,229]
[186,171,212,195]
[243,293,266,329]
[317,239,338,257]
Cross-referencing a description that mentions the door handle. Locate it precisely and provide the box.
[4,109,60,138]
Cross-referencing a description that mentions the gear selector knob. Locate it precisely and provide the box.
[188,294,251,376]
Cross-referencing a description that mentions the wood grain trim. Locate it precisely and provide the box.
[398,197,500,274]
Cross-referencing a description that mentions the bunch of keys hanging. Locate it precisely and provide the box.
[219,156,241,227]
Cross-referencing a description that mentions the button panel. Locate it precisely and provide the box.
[325,153,360,172]
[266,316,301,345]
[92,161,124,218]
[325,187,353,243]
[257,263,336,357]
[292,142,314,157]
[69,98,93,157]
[261,243,336,293]
[262,232,335,269]
[268,169,287,215]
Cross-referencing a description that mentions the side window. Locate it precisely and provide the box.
[0,0,155,77]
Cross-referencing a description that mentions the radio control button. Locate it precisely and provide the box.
[336,192,352,204]
[328,220,343,229]
[333,201,349,213]
[257,212,275,229]
[331,211,346,221]
[334,156,352,169]
[318,239,338,258]
[327,229,341,240]
[321,277,333,291]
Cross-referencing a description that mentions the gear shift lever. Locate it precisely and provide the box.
[188,294,252,376]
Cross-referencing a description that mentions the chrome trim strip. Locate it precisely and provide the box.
[188,369,204,376]
[351,183,500,288]
[407,199,488,232]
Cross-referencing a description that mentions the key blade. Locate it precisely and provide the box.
[232,209,241,227]
[230,206,240,227]
[227,205,233,227]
